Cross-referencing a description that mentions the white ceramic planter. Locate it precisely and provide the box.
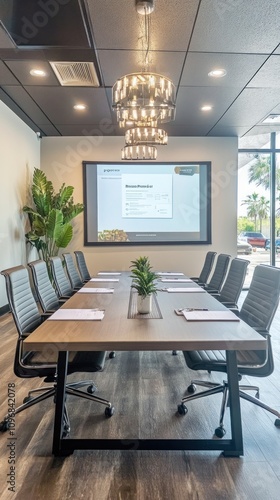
[137,294,152,314]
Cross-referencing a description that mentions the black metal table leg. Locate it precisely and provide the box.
[52,351,71,456]
[224,350,243,457]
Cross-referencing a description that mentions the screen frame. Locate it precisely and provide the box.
[83,161,212,246]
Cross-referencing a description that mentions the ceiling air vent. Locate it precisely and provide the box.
[49,61,100,87]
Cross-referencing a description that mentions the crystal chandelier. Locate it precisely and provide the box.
[125,127,168,146]
[121,145,157,160]
[112,72,175,129]
[112,0,176,160]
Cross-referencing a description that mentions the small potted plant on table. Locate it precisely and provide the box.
[130,257,158,314]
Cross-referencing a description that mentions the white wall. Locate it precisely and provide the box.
[41,136,238,277]
[0,101,40,308]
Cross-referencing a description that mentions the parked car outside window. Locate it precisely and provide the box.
[237,238,253,255]
[265,238,280,252]
[239,231,267,248]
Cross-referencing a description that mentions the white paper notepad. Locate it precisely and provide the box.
[182,310,240,322]
[166,287,206,293]
[90,278,119,282]
[77,288,114,294]
[161,278,193,283]
[98,272,121,275]
[47,309,104,321]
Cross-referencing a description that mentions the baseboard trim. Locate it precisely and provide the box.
[0,304,10,316]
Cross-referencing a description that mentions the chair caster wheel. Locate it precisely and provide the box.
[0,420,9,432]
[62,424,70,438]
[187,384,196,394]
[172,350,178,355]
[23,396,33,404]
[215,426,226,438]
[177,404,188,416]
[105,406,114,417]
[274,418,280,427]
[87,384,97,394]
[109,351,116,359]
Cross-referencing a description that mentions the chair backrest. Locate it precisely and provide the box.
[1,265,56,378]
[206,253,231,292]
[237,265,280,377]
[63,253,84,289]
[240,265,280,331]
[28,260,60,312]
[74,251,91,282]
[219,258,249,306]
[199,251,217,284]
[49,257,73,298]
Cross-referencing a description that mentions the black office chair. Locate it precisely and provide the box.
[74,250,91,282]
[202,253,231,294]
[190,251,217,286]
[211,258,249,311]
[63,252,84,290]
[0,266,114,433]
[49,256,74,299]
[28,259,62,313]
[177,265,280,437]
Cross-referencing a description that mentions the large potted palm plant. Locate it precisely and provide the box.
[130,256,158,314]
[23,168,84,266]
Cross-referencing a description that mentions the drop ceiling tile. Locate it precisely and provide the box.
[0,22,16,49]
[2,85,54,125]
[207,125,251,137]
[181,52,267,87]
[243,124,280,136]
[163,123,211,136]
[248,55,280,88]
[0,61,19,84]
[174,86,242,127]
[98,49,185,87]
[190,0,280,53]
[25,86,112,124]
[215,88,280,127]
[89,0,200,51]
[5,60,59,86]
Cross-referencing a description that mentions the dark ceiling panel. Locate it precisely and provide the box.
[98,49,185,87]
[25,86,112,124]
[2,85,56,125]
[175,86,242,126]
[0,61,19,84]
[214,88,280,128]
[180,53,268,88]
[0,0,90,48]
[1,0,280,138]
[88,0,200,51]
[0,22,16,49]
[5,60,59,86]
[190,0,280,54]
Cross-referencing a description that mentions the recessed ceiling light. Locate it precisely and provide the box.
[73,104,87,110]
[30,69,46,77]
[201,105,213,111]
[208,68,227,78]
[262,114,280,124]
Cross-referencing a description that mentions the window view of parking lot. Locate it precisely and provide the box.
[238,133,280,287]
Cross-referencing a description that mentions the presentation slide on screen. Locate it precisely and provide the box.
[84,162,210,244]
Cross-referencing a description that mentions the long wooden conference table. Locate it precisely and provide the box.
[24,271,265,457]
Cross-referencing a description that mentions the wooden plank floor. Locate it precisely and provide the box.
[1,294,280,500]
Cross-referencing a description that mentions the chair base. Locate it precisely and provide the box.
[178,378,280,436]
[0,379,114,432]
